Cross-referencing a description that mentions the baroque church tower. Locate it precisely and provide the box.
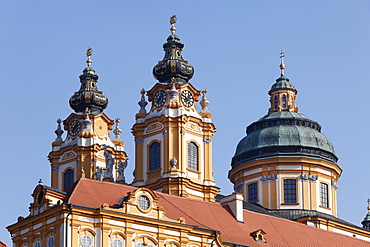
[229,52,341,216]
[48,49,128,191]
[132,16,219,202]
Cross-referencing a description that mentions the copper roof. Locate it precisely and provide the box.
[67,179,369,246]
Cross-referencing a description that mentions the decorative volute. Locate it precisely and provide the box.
[69,48,108,114]
[268,51,299,114]
[152,15,194,85]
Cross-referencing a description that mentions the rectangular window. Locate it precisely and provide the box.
[320,182,329,208]
[284,179,297,204]
[248,182,258,202]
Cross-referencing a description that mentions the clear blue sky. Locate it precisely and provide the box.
[1,1,370,245]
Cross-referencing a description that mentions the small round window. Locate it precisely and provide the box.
[138,195,150,210]
[81,235,92,247]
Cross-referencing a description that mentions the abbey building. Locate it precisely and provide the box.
[6,17,370,246]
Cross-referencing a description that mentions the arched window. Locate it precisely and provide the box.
[274,95,278,109]
[47,236,55,247]
[112,239,123,247]
[282,94,287,108]
[149,142,160,171]
[64,169,74,190]
[188,142,198,171]
[34,241,41,247]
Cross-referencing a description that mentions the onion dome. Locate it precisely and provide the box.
[69,48,108,114]
[153,15,194,85]
[231,52,337,167]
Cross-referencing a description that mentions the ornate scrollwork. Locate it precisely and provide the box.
[260,174,277,182]
[300,174,318,181]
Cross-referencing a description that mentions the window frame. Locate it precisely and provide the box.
[187,141,199,171]
[63,168,74,191]
[282,178,298,204]
[149,141,161,171]
[80,235,93,247]
[247,182,258,203]
[111,238,123,247]
[47,236,55,247]
[282,94,287,108]
[320,181,329,208]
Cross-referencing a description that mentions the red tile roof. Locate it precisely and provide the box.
[0,241,8,247]
[67,179,370,246]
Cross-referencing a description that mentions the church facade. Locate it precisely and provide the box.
[6,17,370,247]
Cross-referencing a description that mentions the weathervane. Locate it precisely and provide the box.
[86,47,93,67]
[279,50,286,76]
[170,15,177,35]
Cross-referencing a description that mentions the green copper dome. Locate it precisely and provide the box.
[231,111,337,167]
[270,75,295,90]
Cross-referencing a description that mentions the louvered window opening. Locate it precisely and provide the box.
[188,142,198,171]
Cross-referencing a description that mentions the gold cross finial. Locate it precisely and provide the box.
[86,47,93,67]
[170,15,177,35]
[279,50,286,76]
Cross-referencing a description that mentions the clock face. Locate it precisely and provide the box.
[68,120,81,137]
[153,89,166,108]
[181,90,194,108]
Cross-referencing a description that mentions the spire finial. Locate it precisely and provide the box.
[86,47,93,67]
[279,50,286,76]
[200,89,210,113]
[54,118,64,142]
[170,15,177,35]
[113,118,122,141]
[138,89,148,113]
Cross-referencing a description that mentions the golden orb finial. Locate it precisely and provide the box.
[86,47,93,67]
[170,15,177,35]
[279,50,286,76]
